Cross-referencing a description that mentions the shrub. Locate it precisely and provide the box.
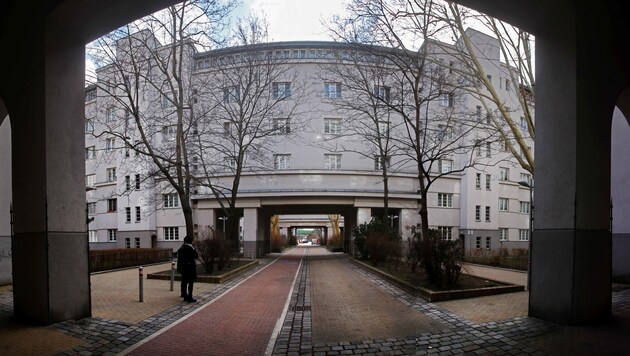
[352,218,400,266]
[406,227,423,273]
[195,228,231,274]
[421,229,463,288]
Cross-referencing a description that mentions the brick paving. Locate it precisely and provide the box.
[1,248,630,355]
[460,263,528,289]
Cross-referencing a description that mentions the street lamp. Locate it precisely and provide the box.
[218,216,229,235]
[518,180,534,291]
[387,214,398,227]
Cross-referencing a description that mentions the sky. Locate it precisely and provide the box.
[238,0,347,42]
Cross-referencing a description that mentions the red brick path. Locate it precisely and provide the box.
[126,250,302,355]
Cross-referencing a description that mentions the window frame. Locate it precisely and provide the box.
[323,82,342,99]
[323,154,342,170]
[163,193,179,208]
[437,193,453,208]
[324,118,342,135]
[498,198,509,212]
[273,154,291,170]
[107,198,117,213]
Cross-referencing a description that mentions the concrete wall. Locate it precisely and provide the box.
[0,118,12,285]
[612,108,630,276]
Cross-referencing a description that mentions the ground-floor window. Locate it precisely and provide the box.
[164,226,180,241]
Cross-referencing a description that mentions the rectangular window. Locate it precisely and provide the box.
[520,116,528,131]
[125,175,131,191]
[520,201,531,214]
[272,118,291,134]
[374,85,390,102]
[324,118,342,134]
[519,229,530,241]
[125,237,131,249]
[108,229,117,242]
[438,159,453,174]
[485,174,491,190]
[499,167,509,181]
[475,205,481,222]
[135,206,141,222]
[273,154,291,170]
[485,206,491,222]
[476,105,482,121]
[475,236,481,248]
[500,228,508,241]
[377,121,389,136]
[162,125,176,142]
[164,227,180,241]
[475,173,481,189]
[272,82,291,99]
[374,155,391,170]
[224,156,237,170]
[223,86,240,103]
[87,202,96,215]
[106,107,115,122]
[485,142,491,157]
[85,119,94,133]
[438,93,453,107]
[323,82,342,99]
[107,198,117,213]
[163,193,179,208]
[520,173,532,186]
[107,168,117,182]
[135,237,141,248]
[437,193,453,208]
[485,236,491,249]
[324,154,342,170]
[505,79,510,91]
[105,138,115,151]
[499,198,509,212]
[161,92,174,108]
[86,174,96,187]
[437,226,453,240]
[88,230,97,242]
[85,146,96,160]
[475,140,481,156]
[135,174,141,189]
[223,122,232,136]
[125,207,131,223]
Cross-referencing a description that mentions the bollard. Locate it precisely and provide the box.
[170,260,175,291]
[250,249,254,259]
[139,266,144,302]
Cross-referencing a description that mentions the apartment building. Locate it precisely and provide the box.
[84,28,532,257]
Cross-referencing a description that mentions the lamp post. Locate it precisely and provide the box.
[518,180,534,291]
[387,214,398,227]
[218,216,228,235]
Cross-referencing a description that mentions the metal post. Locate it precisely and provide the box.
[170,260,175,291]
[139,266,144,302]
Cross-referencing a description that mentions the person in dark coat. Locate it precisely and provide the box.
[177,235,199,302]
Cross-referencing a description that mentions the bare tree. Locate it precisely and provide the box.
[192,16,306,247]
[329,0,499,238]
[87,0,235,239]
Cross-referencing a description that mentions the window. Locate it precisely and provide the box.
[438,159,453,174]
[486,74,492,84]
[164,227,180,241]
[519,229,530,241]
[475,173,481,189]
[485,236,491,249]
[437,193,453,208]
[437,124,453,140]
[86,90,96,101]
[324,82,341,98]
[475,140,481,156]
[87,202,96,215]
[272,82,291,99]
[475,205,481,222]
[124,143,130,158]
[324,118,342,134]
[374,85,390,102]
[374,155,391,170]
[476,105,482,121]
[448,61,454,74]
[274,154,291,170]
[135,237,141,248]
[499,167,509,181]
[485,206,491,222]
[125,207,131,223]
[273,118,291,134]
[125,238,131,249]
[324,154,342,170]
[135,174,141,189]
[485,142,491,157]
[108,229,117,242]
[499,198,509,212]
[163,193,179,208]
[224,156,237,170]
[162,125,176,142]
[485,174,491,190]
[520,173,532,186]
[502,138,509,152]
[520,201,531,214]
[107,198,117,213]
[105,138,115,152]
[85,119,94,133]
[223,86,240,103]
[161,92,173,108]
[505,79,510,91]
[86,174,96,187]
[107,168,117,182]
[486,112,492,125]
[85,146,96,160]
[88,230,97,242]
[223,122,232,136]
[125,175,131,191]
[475,236,481,248]
[106,107,115,122]
[520,117,528,131]
[437,226,453,240]
[377,121,389,136]
[500,228,509,241]
[135,206,141,222]
[438,93,453,107]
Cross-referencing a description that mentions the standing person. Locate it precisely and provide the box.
[177,235,198,302]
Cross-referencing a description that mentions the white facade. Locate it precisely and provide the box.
[84,29,532,256]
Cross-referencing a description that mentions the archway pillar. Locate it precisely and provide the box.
[529,18,612,324]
